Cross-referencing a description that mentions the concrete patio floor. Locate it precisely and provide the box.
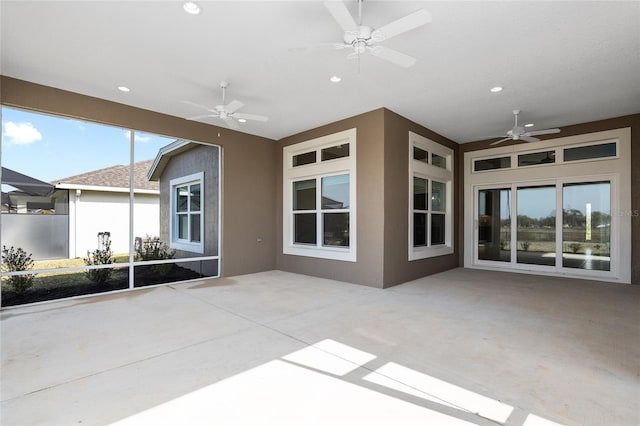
[1,268,639,426]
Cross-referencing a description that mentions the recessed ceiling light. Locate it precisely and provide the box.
[237,118,247,123]
[117,86,130,92]
[183,2,201,15]
[330,75,342,83]
[490,86,503,93]
[524,123,534,128]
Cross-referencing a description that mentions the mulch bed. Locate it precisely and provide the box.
[1,265,204,307]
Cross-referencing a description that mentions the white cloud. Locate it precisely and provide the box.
[3,122,43,145]
[124,130,151,143]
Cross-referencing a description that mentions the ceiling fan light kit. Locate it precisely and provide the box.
[490,110,561,146]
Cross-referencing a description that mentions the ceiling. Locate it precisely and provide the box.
[1,1,639,143]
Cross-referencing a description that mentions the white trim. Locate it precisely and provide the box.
[464,128,632,283]
[54,183,159,195]
[218,146,225,277]
[169,172,204,254]
[283,128,357,262]
[408,132,454,260]
[147,139,191,180]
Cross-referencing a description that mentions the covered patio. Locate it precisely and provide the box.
[1,268,638,425]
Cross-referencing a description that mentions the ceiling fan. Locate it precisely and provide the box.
[183,81,268,130]
[490,110,560,145]
[321,0,432,68]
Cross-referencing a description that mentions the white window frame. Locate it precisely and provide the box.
[409,132,454,260]
[283,128,357,262]
[169,172,204,253]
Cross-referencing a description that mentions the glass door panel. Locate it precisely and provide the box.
[562,182,611,271]
[516,186,556,266]
[478,188,511,262]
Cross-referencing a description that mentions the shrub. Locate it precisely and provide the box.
[520,241,531,251]
[84,232,113,285]
[1,246,35,293]
[135,235,176,276]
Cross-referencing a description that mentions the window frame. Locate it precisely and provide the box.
[169,172,204,253]
[409,132,454,260]
[283,128,357,262]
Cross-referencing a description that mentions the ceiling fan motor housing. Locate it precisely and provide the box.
[344,26,373,48]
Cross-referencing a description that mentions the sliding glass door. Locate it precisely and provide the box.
[475,179,612,275]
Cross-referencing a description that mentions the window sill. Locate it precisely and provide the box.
[284,245,356,262]
[409,245,454,261]
[171,241,204,254]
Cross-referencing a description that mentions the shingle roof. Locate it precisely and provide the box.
[53,159,158,191]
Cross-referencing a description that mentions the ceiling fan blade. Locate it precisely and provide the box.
[225,100,244,114]
[324,1,358,33]
[369,46,416,68]
[234,112,269,122]
[186,113,217,121]
[525,128,560,137]
[520,136,540,143]
[289,42,348,52]
[181,100,217,113]
[372,9,431,42]
[490,137,512,146]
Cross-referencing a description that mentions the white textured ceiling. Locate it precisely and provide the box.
[1,1,639,143]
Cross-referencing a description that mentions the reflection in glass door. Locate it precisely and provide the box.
[562,182,611,271]
[516,186,556,266]
[478,188,511,262]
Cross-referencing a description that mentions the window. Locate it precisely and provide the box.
[474,156,511,172]
[1,106,221,306]
[432,153,447,169]
[518,151,556,167]
[409,132,454,260]
[284,129,356,261]
[170,172,204,253]
[564,142,617,162]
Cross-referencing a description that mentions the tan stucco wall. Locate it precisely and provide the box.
[275,108,461,288]
[382,109,460,287]
[276,109,386,287]
[0,76,278,277]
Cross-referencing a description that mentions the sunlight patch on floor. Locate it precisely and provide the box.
[523,413,566,426]
[109,339,566,426]
[109,359,475,426]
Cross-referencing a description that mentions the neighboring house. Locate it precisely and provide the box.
[54,159,160,256]
[147,140,220,275]
[1,161,160,259]
[1,167,69,259]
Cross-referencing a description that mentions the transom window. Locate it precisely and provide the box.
[409,132,454,260]
[473,140,618,173]
[284,128,356,261]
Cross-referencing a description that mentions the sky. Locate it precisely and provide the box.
[1,106,176,184]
